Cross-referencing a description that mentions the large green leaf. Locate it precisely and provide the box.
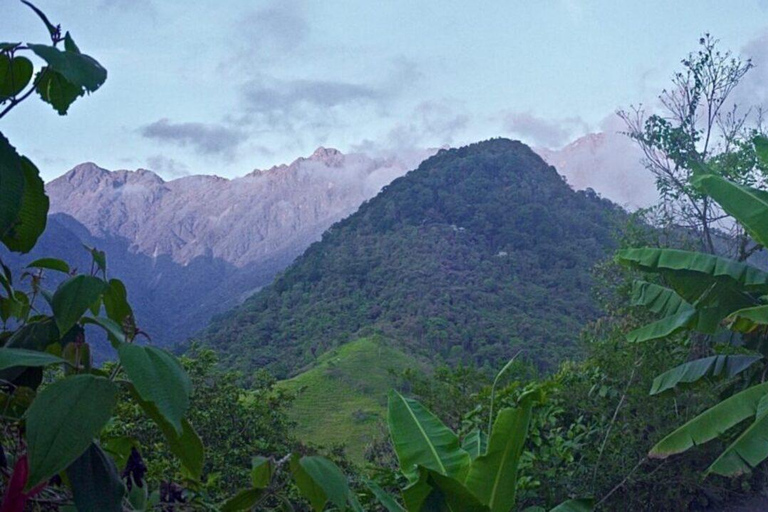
[118,344,191,434]
[388,390,471,482]
[726,305,768,333]
[630,280,692,316]
[103,278,134,330]
[626,309,697,343]
[462,429,488,460]
[220,489,264,512]
[692,173,768,248]
[364,478,406,512]
[705,394,768,476]
[51,275,107,336]
[128,383,203,480]
[290,455,350,512]
[25,374,118,488]
[81,316,126,347]
[27,257,70,274]
[465,400,536,511]
[0,54,33,101]
[549,499,594,511]
[0,348,66,370]
[66,442,125,512]
[28,44,106,92]
[403,467,490,512]
[650,355,763,395]
[251,456,272,488]
[616,248,768,294]
[1,157,48,253]
[0,133,24,244]
[35,67,83,115]
[650,381,768,459]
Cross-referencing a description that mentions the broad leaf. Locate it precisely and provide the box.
[404,467,490,512]
[0,54,33,100]
[364,478,406,512]
[549,499,594,511]
[103,278,134,329]
[727,305,768,333]
[251,456,271,488]
[462,429,488,459]
[28,44,106,92]
[66,443,125,512]
[25,374,118,488]
[692,173,768,249]
[220,489,264,512]
[650,381,768,459]
[0,133,24,244]
[388,390,471,482]
[118,344,191,434]
[1,157,48,253]
[706,393,768,476]
[27,257,70,274]
[0,348,66,370]
[651,355,763,395]
[35,67,82,115]
[129,384,203,480]
[465,400,536,511]
[626,309,696,343]
[291,455,350,512]
[630,280,692,316]
[81,316,126,347]
[616,248,768,294]
[51,275,107,337]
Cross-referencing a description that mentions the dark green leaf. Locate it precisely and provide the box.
[727,305,768,333]
[0,348,66,370]
[51,275,107,335]
[630,280,693,316]
[651,355,763,395]
[626,309,696,343]
[103,278,133,329]
[0,133,24,244]
[0,54,33,100]
[363,478,405,512]
[27,258,70,274]
[118,344,191,434]
[35,67,83,115]
[251,456,271,488]
[0,156,49,253]
[81,316,125,347]
[26,374,118,488]
[220,489,263,512]
[754,135,768,168]
[291,455,350,512]
[462,429,488,460]
[64,32,80,54]
[66,443,125,512]
[549,498,594,511]
[28,44,106,92]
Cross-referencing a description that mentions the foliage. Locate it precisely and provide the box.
[203,139,624,378]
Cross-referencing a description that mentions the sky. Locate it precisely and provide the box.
[3,0,768,181]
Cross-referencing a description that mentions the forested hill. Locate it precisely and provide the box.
[202,139,625,377]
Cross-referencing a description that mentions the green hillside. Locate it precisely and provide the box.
[279,336,419,461]
[203,138,624,378]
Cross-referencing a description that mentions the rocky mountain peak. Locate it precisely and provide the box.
[307,147,345,166]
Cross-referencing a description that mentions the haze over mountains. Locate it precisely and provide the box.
[0,130,650,353]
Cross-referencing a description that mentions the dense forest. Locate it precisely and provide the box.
[203,140,623,377]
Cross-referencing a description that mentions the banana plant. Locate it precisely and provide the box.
[372,387,592,511]
[617,135,768,476]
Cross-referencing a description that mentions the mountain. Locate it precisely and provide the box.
[537,131,656,209]
[202,138,625,379]
[1,148,427,351]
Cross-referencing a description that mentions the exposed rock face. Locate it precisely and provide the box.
[537,132,657,209]
[8,148,428,350]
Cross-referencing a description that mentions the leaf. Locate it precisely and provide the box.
[28,44,106,93]
[81,316,126,347]
[692,173,768,249]
[128,384,204,480]
[63,32,80,54]
[0,157,49,253]
[51,275,107,336]
[462,429,488,459]
[103,278,133,329]
[465,400,536,512]
[118,344,191,434]
[66,443,125,512]
[650,381,768,459]
[25,374,118,488]
[363,478,406,512]
[35,67,82,115]
[21,1,58,37]
[705,393,768,476]
[626,309,697,343]
[290,455,350,512]
[727,305,768,333]
[630,280,693,316]
[0,54,33,100]
[0,133,25,244]
[251,456,271,488]
[616,248,768,295]
[549,499,594,511]
[220,489,264,512]
[404,467,490,512]
[755,135,768,167]
[27,258,70,274]
[0,348,66,370]
[387,390,471,482]
[650,355,763,395]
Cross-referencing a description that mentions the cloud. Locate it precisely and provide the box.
[501,111,588,148]
[146,155,190,179]
[239,0,309,60]
[140,119,247,158]
[735,30,768,111]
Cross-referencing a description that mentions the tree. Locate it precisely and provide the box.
[619,35,767,260]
